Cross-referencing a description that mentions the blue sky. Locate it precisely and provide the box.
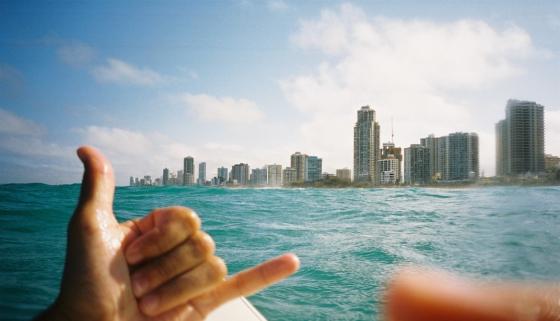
[1,0,559,185]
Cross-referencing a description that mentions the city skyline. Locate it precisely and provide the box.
[1,2,559,185]
[130,99,553,187]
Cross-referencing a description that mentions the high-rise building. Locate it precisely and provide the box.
[306,156,322,182]
[168,172,177,185]
[217,167,228,185]
[495,120,508,177]
[183,157,194,185]
[143,175,152,186]
[267,164,282,186]
[282,167,297,186]
[380,142,402,184]
[420,135,448,181]
[198,162,206,185]
[162,168,169,186]
[250,167,268,185]
[404,144,431,185]
[290,152,308,183]
[353,106,380,184]
[377,157,400,185]
[336,168,351,182]
[129,176,134,186]
[496,100,545,176]
[446,132,479,180]
[177,170,184,185]
[231,163,250,185]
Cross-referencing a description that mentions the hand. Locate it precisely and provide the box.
[385,267,560,321]
[35,146,299,321]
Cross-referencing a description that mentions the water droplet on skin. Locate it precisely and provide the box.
[96,209,123,253]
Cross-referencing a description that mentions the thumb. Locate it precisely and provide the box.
[385,267,560,321]
[75,146,116,219]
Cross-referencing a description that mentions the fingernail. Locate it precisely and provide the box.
[132,273,148,297]
[141,294,159,314]
[126,245,142,264]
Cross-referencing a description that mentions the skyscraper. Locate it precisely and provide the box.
[404,144,431,185]
[231,163,250,185]
[177,170,184,185]
[267,164,282,186]
[495,119,508,177]
[217,167,228,185]
[496,100,545,176]
[420,135,449,180]
[198,162,206,185]
[353,106,380,184]
[282,167,297,186]
[250,167,268,185]
[162,168,169,186]
[306,156,322,182]
[290,152,308,183]
[183,156,194,185]
[129,176,134,186]
[380,142,402,184]
[377,157,400,185]
[447,132,479,180]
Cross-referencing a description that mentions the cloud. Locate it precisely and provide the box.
[78,126,195,182]
[0,108,43,136]
[281,4,539,175]
[267,0,288,12]
[57,42,96,67]
[92,58,164,86]
[0,108,71,159]
[178,93,264,125]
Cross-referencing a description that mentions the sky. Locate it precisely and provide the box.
[0,0,559,185]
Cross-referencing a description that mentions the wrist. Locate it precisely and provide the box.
[33,299,72,321]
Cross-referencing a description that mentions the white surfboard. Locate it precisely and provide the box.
[207,297,267,321]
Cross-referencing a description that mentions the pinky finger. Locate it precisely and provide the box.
[189,253,300,318]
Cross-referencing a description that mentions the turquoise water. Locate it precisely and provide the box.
[1,185,559,321]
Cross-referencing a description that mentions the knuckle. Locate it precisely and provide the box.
[70,209,100,237]
[193,232,215,258]
[206,256,228,281]
[175,206,201,232]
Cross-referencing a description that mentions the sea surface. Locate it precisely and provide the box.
[1,184,559,321]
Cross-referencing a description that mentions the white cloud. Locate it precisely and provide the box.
[267,0,288,12]
[77,125,299,184]
[79,126,195,182]
[179,93,264,125]
[282,4,539,175]
[0,108,71,158]
[57,42,96,66]
[0,108,43,136]
[92,58,164,86]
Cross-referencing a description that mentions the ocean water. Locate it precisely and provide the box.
[1,185,559,321]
